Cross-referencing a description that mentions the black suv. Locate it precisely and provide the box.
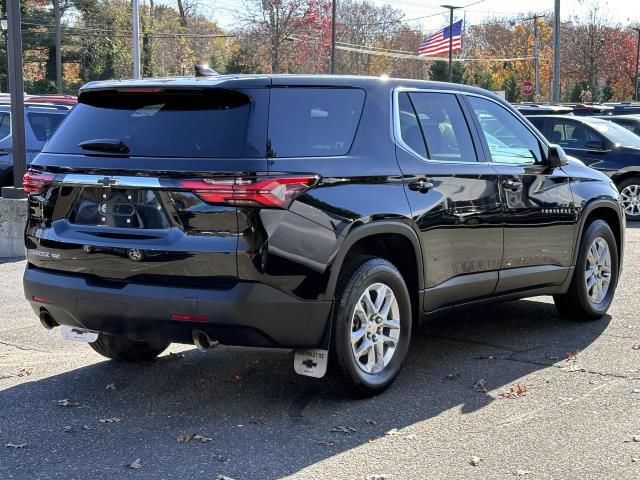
[23,76,624,398]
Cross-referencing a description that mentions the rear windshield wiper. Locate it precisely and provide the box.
[79,138,130,154]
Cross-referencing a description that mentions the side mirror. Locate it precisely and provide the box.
[585,140,606,152]
[547,144,569,168]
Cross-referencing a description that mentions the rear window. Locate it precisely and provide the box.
[28,112,65,141]
[267,88,365,157]
[44,89,251,158]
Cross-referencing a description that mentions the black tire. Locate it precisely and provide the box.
[554,219,619,321]
[617,176,640,222]
[323,257,412,398]
[90,333,169,361]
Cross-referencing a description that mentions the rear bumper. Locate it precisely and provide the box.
[23,266,332,348]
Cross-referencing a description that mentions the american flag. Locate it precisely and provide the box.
[419,20,463,57]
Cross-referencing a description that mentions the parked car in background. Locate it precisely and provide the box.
[595,115,640,136]
[602,103,640,116]
[515,104,573,116]
[0,103,70,187]
[528,114,640,220]
[564,104,613,116]
[22,76,624,398]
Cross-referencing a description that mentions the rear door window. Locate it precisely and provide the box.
[44,89,252,158]
[407,92,477,162]
[27,112,65,141]
[267,88,365,157]
[0,113,10,139]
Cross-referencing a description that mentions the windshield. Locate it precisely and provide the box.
[586,119,640,147]
[44,89,251,158]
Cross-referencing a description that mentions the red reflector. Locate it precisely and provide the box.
[170,314,208,323]
[32,296,53,304]
[23,169,56,195]
[176,175,318,208]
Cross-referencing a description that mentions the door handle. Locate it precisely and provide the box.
[502,179,522,192]
[408,179,434,193]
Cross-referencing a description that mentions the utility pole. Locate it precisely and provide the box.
[6,0,26,193]
[441,5,461,83]
[524,14,543,100]
[552,0,561,102]
[634,27,640,102]
[132,0,141,79]
[54,0,62,93]
[330,0,337,74]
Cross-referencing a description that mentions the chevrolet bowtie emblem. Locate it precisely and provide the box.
[96,177,119,187]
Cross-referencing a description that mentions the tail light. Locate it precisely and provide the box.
[23,169,56,195]
[177,175,319,208]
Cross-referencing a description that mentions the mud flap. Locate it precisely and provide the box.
[294,349,328,378]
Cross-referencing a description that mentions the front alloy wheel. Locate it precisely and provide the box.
[584,237,612,305]
[618,178,640,221]
[324,257,411,398]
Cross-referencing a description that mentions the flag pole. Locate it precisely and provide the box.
[441,5,461,83]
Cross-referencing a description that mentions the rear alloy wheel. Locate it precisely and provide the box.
[90,333,170,361]
[554,219,619,321]
[618,177,640,221]
[323,257,411,398]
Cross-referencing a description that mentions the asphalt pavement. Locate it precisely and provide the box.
[1,226,639,480]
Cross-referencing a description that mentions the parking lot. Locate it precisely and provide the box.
[0,225,638,479]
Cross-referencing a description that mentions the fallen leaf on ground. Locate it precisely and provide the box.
[5,443,27,449]
[99,417,121,423]
[215,453,227,462]
[193,434,211,443]
[632,389,640,394]
[177,431,194,443]
[633,458,640,463]
[128,459,143,469]
[250,419,265,426]
[317,440,335,446]
[498,384,528,400]
[105,383,116,391]
[366,419,377,425]
[231,373,242,383]
[63,426,75,433]
[444,373,460,380]
[57,399,79,407]
[17,368,33,377]
[215,476,235,480]
[330,425,357,433]
[469,455,482,466]
[632,344,640,350]
[366,475,389,480]
[473,379,488,393]
[516,469,531,476]
[565,350,580,362]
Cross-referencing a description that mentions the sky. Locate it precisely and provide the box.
[195,0,637,32]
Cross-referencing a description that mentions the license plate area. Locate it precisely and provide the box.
[68,188,171,229]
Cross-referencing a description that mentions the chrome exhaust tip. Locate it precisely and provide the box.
[192,329,218,352]
[39,310,58,330]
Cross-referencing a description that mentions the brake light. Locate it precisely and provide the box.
[23,169,56,195]
[170,314,208,322]
[177,175,319,208]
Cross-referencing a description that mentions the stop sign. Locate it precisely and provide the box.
[521,81,535,96]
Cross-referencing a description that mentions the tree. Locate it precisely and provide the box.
[428,60,465,83]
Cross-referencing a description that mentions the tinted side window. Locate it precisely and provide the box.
[27,113,65,141]
[0,113,10,139]
[408,92,477,162]
[527,116,545,133]
[467,96,543,164]
[551,120,601,149]
[268,88,365,157]
[397,92,426,157]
